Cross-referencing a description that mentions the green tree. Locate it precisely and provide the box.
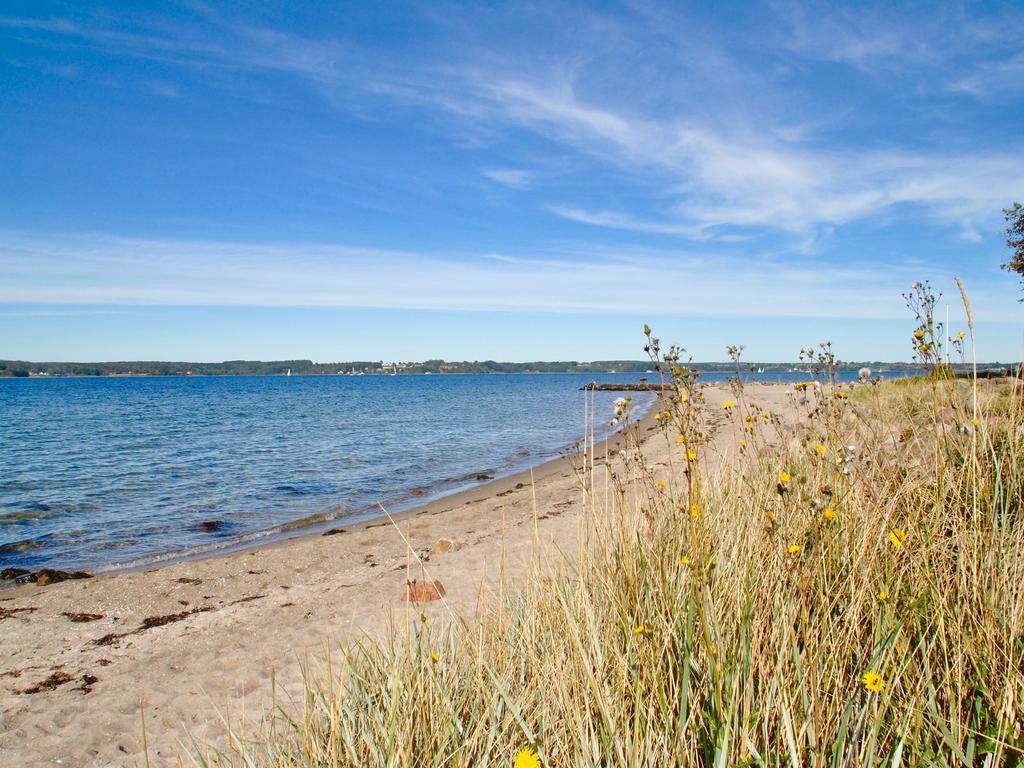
[1003,202,1024,299]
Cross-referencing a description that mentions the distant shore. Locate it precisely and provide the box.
[0,358,951,378]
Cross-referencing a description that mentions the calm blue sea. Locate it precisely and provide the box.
[0,373,650,572]
[0,369,907,573]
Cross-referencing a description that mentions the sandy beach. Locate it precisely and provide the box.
[0,383,795,767]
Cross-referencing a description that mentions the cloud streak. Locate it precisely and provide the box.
[482,168,535,189]
[442,74,1024,241]
[2,232,1019,322]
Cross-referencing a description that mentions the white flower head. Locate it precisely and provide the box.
[612,396,631,419]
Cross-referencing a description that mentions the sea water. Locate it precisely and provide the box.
[0,373,656,572]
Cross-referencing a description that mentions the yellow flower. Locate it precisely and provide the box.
[430,652,439,663]
[787,544,801,554]
[957,331,965,340]
[914,329,925,340]
[680,394,688,403]
[919,342,930,352]
[723,400,735,409]
[739,438,747,447]
[877,590,889,602]
[677,436,686,444]
[634,624,649,637]
[779,471,791,485]
[971,417,979,427]
[686,449,697,462]
[515,747,541,768]
[680,555,689,565]
[657,479,666,490]
[889,529,906,548]
[810,442,826,457]
[835,390,848,399]
[823,507,837,521]
[690,505,699,518]
[654,412,662,421]
[862,670,885,693]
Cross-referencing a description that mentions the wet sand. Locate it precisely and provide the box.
[0,383,796,767]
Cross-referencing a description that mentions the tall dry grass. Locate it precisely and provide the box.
[193,302,1024,767]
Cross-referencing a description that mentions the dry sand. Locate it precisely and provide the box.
[0,384,797,767]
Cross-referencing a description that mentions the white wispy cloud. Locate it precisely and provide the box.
[779,5,935,73]
[949,51,1024,98]
[778,2,1024,98]
[0,308,131,317]
[490,77,1023,242]
[482,168,534,189]
[549,206,710,239]
[1,232,1019,322]
[367,59,1023,244]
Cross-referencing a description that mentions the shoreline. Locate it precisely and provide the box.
[2,393,659,583]
[101,405,656,578]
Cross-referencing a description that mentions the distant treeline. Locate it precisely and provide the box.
[0,358,995,378]
[1,359,649,377]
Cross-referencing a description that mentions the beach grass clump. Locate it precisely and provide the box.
[196,310,1023,766]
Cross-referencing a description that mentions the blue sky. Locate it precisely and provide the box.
[1,1,1022,362]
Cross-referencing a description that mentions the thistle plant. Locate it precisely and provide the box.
[903,280,945,372]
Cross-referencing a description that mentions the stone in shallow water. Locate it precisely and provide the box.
[194,520,227,533]
[0,567,30,581]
